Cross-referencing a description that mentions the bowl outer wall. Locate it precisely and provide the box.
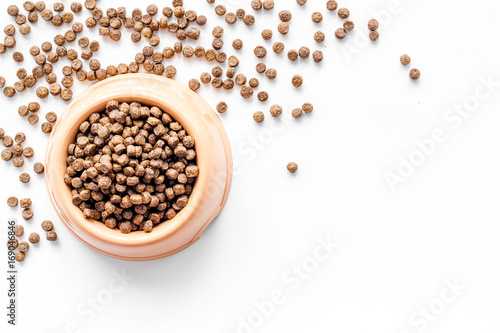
[45,74,233,260]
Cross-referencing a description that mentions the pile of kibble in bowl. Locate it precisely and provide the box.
[65,100,198,233]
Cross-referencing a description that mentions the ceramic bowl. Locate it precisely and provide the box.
[45,74,232,261]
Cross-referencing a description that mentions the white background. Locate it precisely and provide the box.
[1,0,500,332]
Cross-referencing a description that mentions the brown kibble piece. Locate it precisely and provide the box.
[42,220,53,231]
[20,198,32,208]
[278,22,289,35]
[216,101,228,113]
[41,122,53,133]
[312,12,323,23]
[302,103,314,113]
[33,162,44,174]
[22,208,33,220]
[255,62,266,74]
[261,29,272,40]
[19,173,30,183]
[410,68,421,80]
[270,105,282,117]
[279,10,292,22]
[327,0,338,11]
[253,111,264,123]
[344,21,355,31]
[243,14,255,26]
[46,231,57,241]
[335,28,347,40]
[292,75,303,88]
[215,5,226,16]
[240,86,254,98]
[292,108,303,118]
[369,31,379,42]
[7,239,18,250]
[288,49,298,61]
[338,8,349,19]
[14,225,24,237]
[400,54,411,66]
[257,91,268,102]
[287,162,298,173]
[368,19,379,31]
[19,241,29,253]
[265,68,277,80]
[254,46,267,58]
[233,39,243,50]
[15,251,25,262]
[7,197,18,207]
[29,233,40,244]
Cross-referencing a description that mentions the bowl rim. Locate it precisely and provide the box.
[45,74,232,260]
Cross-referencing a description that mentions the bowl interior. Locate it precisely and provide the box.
[47,79,215,247]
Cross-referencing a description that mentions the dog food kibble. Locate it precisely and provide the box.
[335,28,347,39]
[7,238,18,250]
[33,162,44,174]
[302,103,314,113]
[314,31,325,43]
[312,12,323,23]
[217,101,228,113]
[19,173,30,183]
[65,100,198,233]
[261,29,273,40]
[410,68,421,80]
[278,22,289,35]
[287,162,298,173]
[266,68,277,80]
[273,42,285,54]
[22,208,33,220]
[254,46,267,58]
[19,241,29,253]
[292,75,303,88]
[29,233,40,244]
[368,19,379,31]
[369,31,379,42]
[14,225,24,237]
[15,251,25,262]
[299,47,310,59]
[20,198,32,208]
[46,231,57,241]
[344,21,355,31]
[257,91,269,102]
[253,111,264,123]
[240,86,254,98]
[292,108,303,118]
[41,220,54,231]
[270,105,282,117]
[400,54,411,65]
[7,196,18,207]
[338,8,350,19]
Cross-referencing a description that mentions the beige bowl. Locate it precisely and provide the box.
[45,74,232,261]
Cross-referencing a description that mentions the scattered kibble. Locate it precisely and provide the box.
[28,232,40,244]
[287,162,298,173]
[368,19,379,31]
[7,196,18,207]
[369,31,379,42]
[253,111,264,123]
[410,68,421,80]
[292,108,303,118]
[292,75,303,88]
[217,101,228,113]
[400,54,411,65]
[13,225,24,237]
[42,220,53,231]
[19,172,30,183]
[46,231,57,241]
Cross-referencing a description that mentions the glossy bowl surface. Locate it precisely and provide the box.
[45,74,232,261]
